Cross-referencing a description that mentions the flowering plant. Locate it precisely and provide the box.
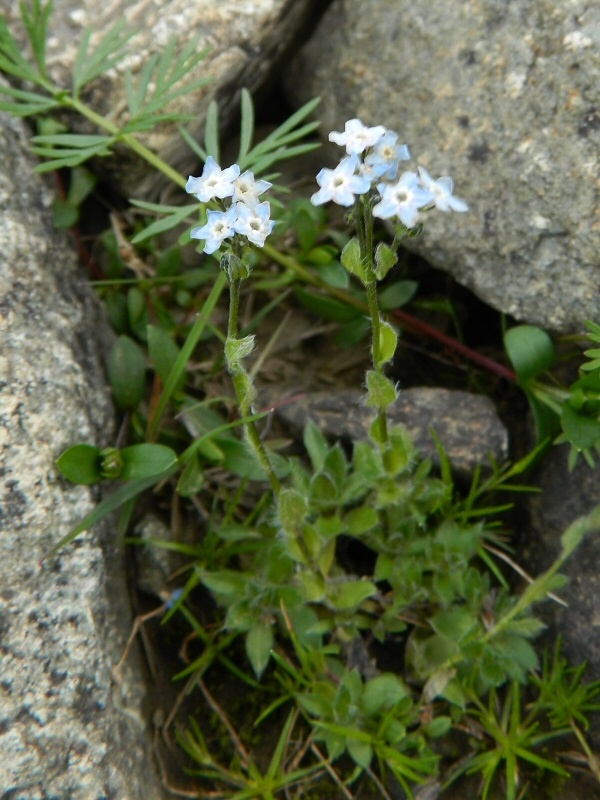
[185,157,280,490]
[311,118,468,447]
[186,157,274,253]
[312,118,467,225]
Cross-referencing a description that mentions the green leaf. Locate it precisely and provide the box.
[378,280,418,311]
[239,97,321,173]
[295,287,361,322]
[203,100,220,162]
[67,167,97,207]
[278,489,308,534]
[148,272,227,439]
[347,736,372,769]
[345,506,379,535]
[131,202,198,244]
[374,242,397,281]
[225,335,255,366]
[561,402,600,450]
[127,287,149,340]
[376,320,398,366]
[119,444,178,479]
[21,0,53,78]
[329,579,377,611]
[30,133,116,171]
[56,444,103,485]
[504,325,554,386]
[293,207,318,252]
[430,607,478,642]
[340,238,366,283]
[176,455,205,496]
[365,370,397,408]
[303,420,329,472]
[42,469,177,559]
[246,621,274,679]
[200,569,248,597]
[107,335,146,410]
[237,88,254,163]
[147,325,185,392]
[362,674,408,715]
[73,20,135,95]
[560,511,599,557]
[51,198,78,229]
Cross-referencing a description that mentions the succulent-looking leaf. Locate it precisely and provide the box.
[504,324,554,386]
[56,444,103,485]
[119,444,178,480]
[376,320,398,366]
[108,335,146,410]
[561,402,600,450]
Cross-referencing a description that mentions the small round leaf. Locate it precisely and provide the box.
[108,335,146,410]
[56,444,103,484]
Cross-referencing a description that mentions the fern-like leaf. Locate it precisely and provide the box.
[72,20,134,96]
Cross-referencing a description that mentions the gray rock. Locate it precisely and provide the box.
[6,0,321,198]
[523,447,600,682]
[284,0,600,333]
[267,387,508,477]
[0,112,166,799]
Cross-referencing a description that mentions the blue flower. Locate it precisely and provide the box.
[311,155,371,207]
[232,171,272,208]
[233,201,274,247]
[364,130,411,181]
[186,157,241,202]
[329,118,386,155]
[417,166,469,212]
[191,206,238,253]
[373,172,434,228]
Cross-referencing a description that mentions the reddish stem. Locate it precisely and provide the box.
[393,308,517,383]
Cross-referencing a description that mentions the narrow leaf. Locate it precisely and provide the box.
[246,622,274,679]
[237,88,254,162]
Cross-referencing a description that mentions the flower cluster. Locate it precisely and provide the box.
[311,119,468,228]
[186,157,274,253]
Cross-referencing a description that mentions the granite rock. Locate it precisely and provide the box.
[284,0,600,333]
[0,112,166,799]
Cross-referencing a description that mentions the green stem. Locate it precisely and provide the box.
[66,96,187,189]
[227,276,280,495]
[228,277,241,339]
[357,196,389,445]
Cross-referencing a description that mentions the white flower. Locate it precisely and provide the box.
[311,155,371,207]
[373,171,434,228]
[364,130,411,181]
[329,118,386,155]
[417,166,469,212]
[233,201,274,247]
[186,157,241,202]
[191,206,238,254]
[232,171,272,208]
